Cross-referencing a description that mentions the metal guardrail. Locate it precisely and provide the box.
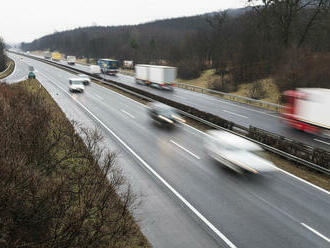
[11,51,330,175]
[176,83,283,112]
[59,57,282,112]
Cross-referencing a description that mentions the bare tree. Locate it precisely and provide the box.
[248,0,330,47]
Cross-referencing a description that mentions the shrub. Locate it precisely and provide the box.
[0,83,148,248]
[209,76,238,93]
[247,81,267,99]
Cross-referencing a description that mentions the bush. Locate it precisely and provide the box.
[0,82,148,248]
[247,81,267,99]
[209,76,238,93]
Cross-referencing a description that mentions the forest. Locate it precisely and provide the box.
[21,1,330,93]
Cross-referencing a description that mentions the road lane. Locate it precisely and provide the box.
[10,53,330,248]
[52,58,330,151]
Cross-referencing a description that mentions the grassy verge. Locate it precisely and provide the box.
[0,79,150,247]
[178,70,282,111]
[0,57,15,79]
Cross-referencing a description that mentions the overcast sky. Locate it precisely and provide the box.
[1,0,247,43]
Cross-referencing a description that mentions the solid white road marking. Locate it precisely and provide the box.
[37,71,237,248]
[301,223,330,243]
[314,139,330,146]
[170,140,200,160]
[223,110,248,119]
[120,109,135,119]
[277,168,330,195]
[31,58,329,196]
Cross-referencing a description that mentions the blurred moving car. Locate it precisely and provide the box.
[28,71,36,79]
[204,130,277,174]
[77,73,91,85]
[69,78,85,93]
[148,102,185,126]
[89,65,101,75]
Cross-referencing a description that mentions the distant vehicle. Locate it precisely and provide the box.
[51,52,61,61]
[77,73,91,85]
[28,65,34,71]
[282,88,330,135]
[69,78,85,93]
[89,65,101,75]
[97,59,119,75]
[148,102,185,127]
[123,60,134,69]
[28,71,36,79]
[44,52,52,59]
[135,64,177,91]
[67,56,76,65]
[204,130,277,174]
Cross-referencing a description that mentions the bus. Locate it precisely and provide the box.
[97,59,119,76]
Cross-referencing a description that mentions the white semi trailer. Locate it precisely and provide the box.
[282,88,330,135]
[135,64,177,91]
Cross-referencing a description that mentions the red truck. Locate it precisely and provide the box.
[282,88,330,135]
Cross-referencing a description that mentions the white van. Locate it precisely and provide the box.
[69,78,85,93]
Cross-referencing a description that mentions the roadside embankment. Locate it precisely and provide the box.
[0,79,150,248]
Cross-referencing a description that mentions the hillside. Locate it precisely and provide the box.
[21,2,330,93]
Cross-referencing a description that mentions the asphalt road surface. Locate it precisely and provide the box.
[51,58,330,151]
[7,53,330,248]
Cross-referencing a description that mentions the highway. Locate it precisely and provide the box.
[7,53,330,248]
[52,58,330,151]
[2,54,30,82]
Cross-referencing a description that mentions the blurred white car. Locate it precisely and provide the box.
[204,130,277,174]
[69,78,85,93]
[77,73,91,85]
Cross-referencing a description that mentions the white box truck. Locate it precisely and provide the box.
[135,64,177,90]
[282,88,330,135]
[67,56,76,65]
[90,65,101,75]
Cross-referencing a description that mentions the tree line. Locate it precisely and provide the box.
[21,1,330,90]
[0,38,6,72]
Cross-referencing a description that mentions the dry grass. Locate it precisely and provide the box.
[232,78,281,105]
[177,69,218,88]
[6,79,151,248]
